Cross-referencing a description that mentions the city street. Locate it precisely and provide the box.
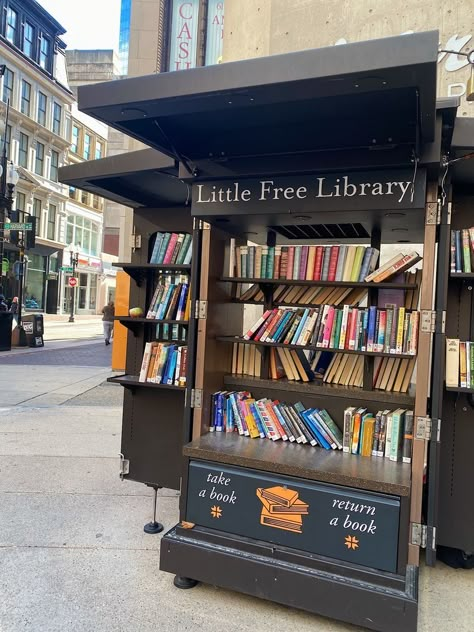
[0,335,473,631]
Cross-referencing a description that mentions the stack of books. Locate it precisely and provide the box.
[366,251,421,283]
[149,232,193,265]
[139,342,187,386]
[210,391,343,449]
[451,228,474,273]
[146,275,191,320]
[257,486,309,533]
[233,244,379,281]
[446,338,474,388]
[343,407,414,463]
[243,304,419,355]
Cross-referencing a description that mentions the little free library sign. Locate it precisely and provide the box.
[191,169,426,215]
[186,461,400,573]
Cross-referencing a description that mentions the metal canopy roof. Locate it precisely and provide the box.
[450,117,474,186]
[77,31,438,176]
[58,149,189,208]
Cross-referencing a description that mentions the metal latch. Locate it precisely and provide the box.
[195,300,207,320]
[190,388,203,409]
[411,522,427,548]
[420,310,445,334]
[119,453,129,480]
[131,232,142,249]
[426,201,440,225]
[415,416,432,440]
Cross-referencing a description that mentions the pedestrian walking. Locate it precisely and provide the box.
[102,300,115,345]
[9,296,19,326]
[0,295,8,312]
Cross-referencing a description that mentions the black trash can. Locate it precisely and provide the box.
[22,314,44,347]
[0,312,13,351]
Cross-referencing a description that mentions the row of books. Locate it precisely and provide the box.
[451,228,474,273]
[233,244,379,282]
[232,242,421,284]
[236,269,422,310]
[146,275,191,321]
[139,342,187,386]
[446,338,474,389]
[210,390,413,462]
[155,323,188,342]
[343,407,413,462]
[149,232,193,265]
[244,305,419,355]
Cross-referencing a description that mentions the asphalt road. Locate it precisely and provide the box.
[1,341,112,367]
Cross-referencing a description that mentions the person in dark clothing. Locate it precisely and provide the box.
[0,295,8,312]
[9,296,18,324]
[102,301,115,345]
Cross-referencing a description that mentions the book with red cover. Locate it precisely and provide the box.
[327,246,340,282]
[163,233,178,264]
[313,246,324,280]
[279,247,288,279]
[299,246,309,280]
[286,247,295,280]
[348,307,359,350]
[322,306,336,348]
[254,309,278,341]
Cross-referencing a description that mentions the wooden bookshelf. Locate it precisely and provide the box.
[217,335,416,359]
[183,432,411,496]
[449,272,474,279]
[108,374,186,390]
[115,316,190,335]
[221,276,418,289]
[445,385,474,394]
[115,262,191,285]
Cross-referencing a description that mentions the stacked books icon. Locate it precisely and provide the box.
[256,486,309,534]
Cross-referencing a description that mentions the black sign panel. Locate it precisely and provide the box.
[186,461,400,573]
[191,169,426,215]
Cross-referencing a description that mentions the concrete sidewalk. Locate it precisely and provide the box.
[0,345,473,631]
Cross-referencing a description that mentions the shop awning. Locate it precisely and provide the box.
[77,31,438,177]
[58,149,189,208]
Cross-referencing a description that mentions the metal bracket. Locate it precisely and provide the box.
[119,453,130,480]
[425,201,440,225]
[199,220,211,230]
[190,388,202,409]
[131,232,142,250]
[415,416,432,441]
[446,201,452,225]
[195,299,207,320]
[411,522,427,548]
[420,310,445,334]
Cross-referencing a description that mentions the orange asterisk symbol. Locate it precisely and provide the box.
[344,535,359,550]
[210,505,222,519]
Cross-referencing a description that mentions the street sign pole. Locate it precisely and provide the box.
[68,254,78,323]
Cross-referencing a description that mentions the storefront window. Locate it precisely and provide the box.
[25,254,45,310]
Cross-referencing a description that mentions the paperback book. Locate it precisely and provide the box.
[149,232,193,265]
[139,342,187,386]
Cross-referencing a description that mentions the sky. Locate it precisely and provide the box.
[38,0,121,51]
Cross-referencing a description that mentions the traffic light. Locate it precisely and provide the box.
[25,216,36,250]
[8,209,19,246]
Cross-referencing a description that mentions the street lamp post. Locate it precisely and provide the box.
[68,245,79,323]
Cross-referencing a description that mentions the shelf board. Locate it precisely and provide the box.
[221,277,417,290]
[113,263,191,285]
[445,385,474,394]
[223,374,415,406]
[107,375,186,390]
[450,273,474,279]
[184,433,411,497]
[217,336,416,359]
[115,317,189,325]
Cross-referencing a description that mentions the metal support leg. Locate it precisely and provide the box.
[173,576,199,589]
[143,486,164,534]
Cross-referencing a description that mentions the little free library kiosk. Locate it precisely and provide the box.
[60,31,474,632]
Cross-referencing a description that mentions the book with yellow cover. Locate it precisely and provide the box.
[260,506,303,533]
[446,338,460,387]
[260,485,299,508]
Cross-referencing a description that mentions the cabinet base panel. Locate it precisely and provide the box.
[160,526,418,632]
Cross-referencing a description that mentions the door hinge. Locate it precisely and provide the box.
[420,310,445,334]
[199,220,211,230]
[195,299,207,319]
[411,522,427,548]
[189,388,203,408]
[119,453,130,480]
[131,232,142,250]
[415,416,441,441]
[426,201,441,225]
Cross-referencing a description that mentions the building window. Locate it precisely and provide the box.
[35,142,45,176]
[69,186,76,200]
[47,204,56,240]
[1,125,12,160]
[19,132,29,168]
[66,214,100,257]
[72,125,80,153]
[83,133,91,160]
[205,1,224,65]
[2,68,14,103]
[53,103,62,135]
[16,192,26,212]
[21,80,31,116]
[37,92,47,126]
[23,21,35,58]
[6,7,18,45]
[81,190,89,205]
[39,35,51,70]
[50,150,59,182]
[33,198,42,235]
[92,195,100,210]
[95,141,103,160]
[25,253,45,310]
